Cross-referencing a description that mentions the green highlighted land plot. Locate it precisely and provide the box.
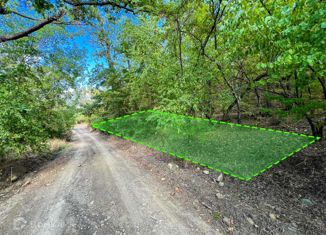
[92,110,319,180]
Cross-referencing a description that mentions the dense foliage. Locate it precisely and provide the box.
[0,0,325,161]
[84,0,325,137]
[0,34,80,159]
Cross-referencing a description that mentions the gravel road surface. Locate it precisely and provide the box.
[0,125,217,235]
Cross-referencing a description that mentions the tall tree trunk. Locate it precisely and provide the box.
[236,98,241,124]
[305,115,324,139]
[309,66,326,100]
[176,18,183,76]
[254,87,261,107]
[317,77,326,100]
[265,83,272,108]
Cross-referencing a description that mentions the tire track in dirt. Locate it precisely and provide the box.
[0,125,219,235]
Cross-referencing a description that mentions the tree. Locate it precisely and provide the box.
[85,0,325,137]
[0,26,83,158]
[0,0,154,43]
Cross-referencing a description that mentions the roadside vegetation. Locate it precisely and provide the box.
[0,31,81,160]
[0,1,325,159]
[83,0,325,140]
[0,1,325,233]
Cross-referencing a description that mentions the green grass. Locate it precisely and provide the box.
[92,110,319,180]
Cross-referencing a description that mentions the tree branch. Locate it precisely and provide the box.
[2,8,84,24]
[0,0,144,43]
[259,0,272,15]
[63,0,135,13]
[0,9,65,43]
[201,0,231,55]
[0,4,40,20]
[7,10,41,21]
[2,8,83,26]
[175,18,183,76]
[200,0,222,55]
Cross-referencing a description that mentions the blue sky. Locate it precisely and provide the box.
[69,10,139,74]
[70,26,106,71]
[65,13,134,73]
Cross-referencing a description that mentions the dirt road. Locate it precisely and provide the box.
[0,125,218,235]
